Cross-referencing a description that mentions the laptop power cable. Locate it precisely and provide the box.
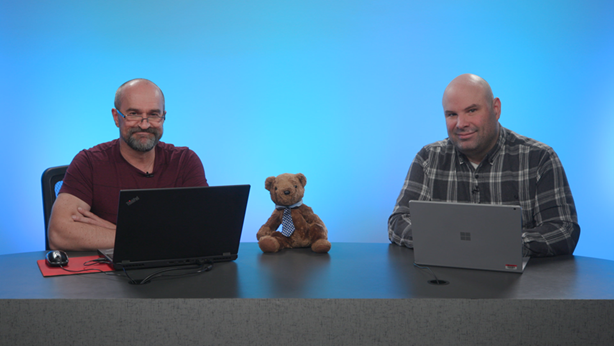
[413,263,449,285]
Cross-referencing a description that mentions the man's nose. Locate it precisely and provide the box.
[139,118,152,129]
[456,114,469,128]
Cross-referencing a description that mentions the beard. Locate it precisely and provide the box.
[123,127,162,152]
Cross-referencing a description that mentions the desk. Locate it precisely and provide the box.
[1,243,614,345]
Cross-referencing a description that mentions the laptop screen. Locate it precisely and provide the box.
[104,185,250,270]
[409,201,527,273]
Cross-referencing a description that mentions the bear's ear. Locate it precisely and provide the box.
[296,173,307,187]
[264,176,276,191]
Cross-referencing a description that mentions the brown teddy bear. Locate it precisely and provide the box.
[256,173,331,253]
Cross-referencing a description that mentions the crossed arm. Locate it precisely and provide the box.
[48,193,116,251]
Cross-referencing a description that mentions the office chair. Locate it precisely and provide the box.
[41,165,68,250]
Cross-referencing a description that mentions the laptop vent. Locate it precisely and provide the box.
[460,232,471,241]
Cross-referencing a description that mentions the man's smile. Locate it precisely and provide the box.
[456,131,476,140]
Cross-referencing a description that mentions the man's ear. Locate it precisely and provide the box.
[265,177,276,191]
[112,109,121,128]
[296,173,307,187]
[492,97,501,120]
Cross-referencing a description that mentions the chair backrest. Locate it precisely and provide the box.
[41,165,68,250]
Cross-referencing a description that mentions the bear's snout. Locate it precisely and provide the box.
[284,190,291,195]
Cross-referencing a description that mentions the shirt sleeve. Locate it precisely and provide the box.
[58,150,94,207]
[179,149,209,187]
[522,149,580,257]
[388,149,431,248]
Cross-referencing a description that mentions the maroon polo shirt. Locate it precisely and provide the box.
[60,139,208,224]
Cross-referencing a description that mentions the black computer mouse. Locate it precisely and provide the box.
[46,250,69,267]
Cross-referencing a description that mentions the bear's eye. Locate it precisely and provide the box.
[275,187,277,191]
[294,185,297,188]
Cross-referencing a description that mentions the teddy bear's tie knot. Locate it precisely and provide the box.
[281,208,295,237]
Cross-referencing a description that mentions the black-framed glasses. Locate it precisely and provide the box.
[116,109,165,124]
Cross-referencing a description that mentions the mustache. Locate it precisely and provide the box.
[129,127,157,135]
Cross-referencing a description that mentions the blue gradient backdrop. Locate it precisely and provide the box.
[1,1,612,259]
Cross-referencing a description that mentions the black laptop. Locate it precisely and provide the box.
[98,185,250,270]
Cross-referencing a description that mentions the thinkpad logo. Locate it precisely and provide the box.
[126,196,140,206]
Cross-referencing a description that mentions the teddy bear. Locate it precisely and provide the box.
[256,173,331,253]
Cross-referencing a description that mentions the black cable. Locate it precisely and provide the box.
[59,259,115,275]
[121,267,138,284]
[123,261,214,285]
[57,258,213,284]
[141,262,213,284]
[84,258,111,265]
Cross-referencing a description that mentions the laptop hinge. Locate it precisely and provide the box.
[223,252,231,256]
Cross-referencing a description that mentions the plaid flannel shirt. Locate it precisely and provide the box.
[388,126,580,257]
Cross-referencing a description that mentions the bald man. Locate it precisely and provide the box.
[48,79,208,251]
[388,74,580,257]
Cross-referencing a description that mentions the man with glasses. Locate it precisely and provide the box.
[48,79,208,250]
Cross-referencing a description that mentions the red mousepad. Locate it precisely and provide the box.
[37,255,114,277]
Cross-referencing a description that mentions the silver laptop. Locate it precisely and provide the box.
[409,201,529,273]
[99,185,250,270]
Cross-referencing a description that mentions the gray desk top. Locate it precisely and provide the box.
[1,242,613,299]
